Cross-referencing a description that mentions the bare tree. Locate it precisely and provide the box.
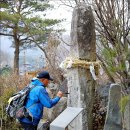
[44,34,70,83]
[93,0,130,88]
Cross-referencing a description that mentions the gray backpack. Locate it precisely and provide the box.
[6,84,35,119]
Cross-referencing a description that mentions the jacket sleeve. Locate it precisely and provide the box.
[38,87,60,108]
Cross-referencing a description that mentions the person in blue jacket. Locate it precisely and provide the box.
[20,70,63,130]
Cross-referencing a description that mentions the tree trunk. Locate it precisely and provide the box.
[13,36,20,74]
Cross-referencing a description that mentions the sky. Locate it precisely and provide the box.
[46,1,73,34]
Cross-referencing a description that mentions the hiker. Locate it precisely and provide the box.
[19,70,63,130]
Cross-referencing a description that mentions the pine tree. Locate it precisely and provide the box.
[0,0,61,74]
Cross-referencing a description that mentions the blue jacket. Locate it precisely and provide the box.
[20,78,60,125]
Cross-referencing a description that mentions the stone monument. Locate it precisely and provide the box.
[67,3,97,130]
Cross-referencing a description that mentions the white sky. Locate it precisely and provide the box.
[46,1,73,34]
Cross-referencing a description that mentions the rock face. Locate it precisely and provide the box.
[104,84,122,130]
[44,97,67,122]
[43,83,67,122]
[68,3,96,130]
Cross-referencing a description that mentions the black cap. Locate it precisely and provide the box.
[36,71,53,81]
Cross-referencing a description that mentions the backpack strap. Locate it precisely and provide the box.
[27,84,36,95]
[28,84,36,90]
[24,84,36,106]
[25,84,37,108]
[23,84,38,121]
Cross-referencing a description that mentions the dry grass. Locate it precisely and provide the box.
[1,72,30,89]
[0,72,31,105]
[0,73,31,130]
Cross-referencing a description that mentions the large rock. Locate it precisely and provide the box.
[97,82,111,106]
[104,84,122,130]
[97,83,111,98]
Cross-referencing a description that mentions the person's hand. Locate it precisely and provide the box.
[57,91,63,98]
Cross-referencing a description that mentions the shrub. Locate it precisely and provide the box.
[0,73,30,130]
